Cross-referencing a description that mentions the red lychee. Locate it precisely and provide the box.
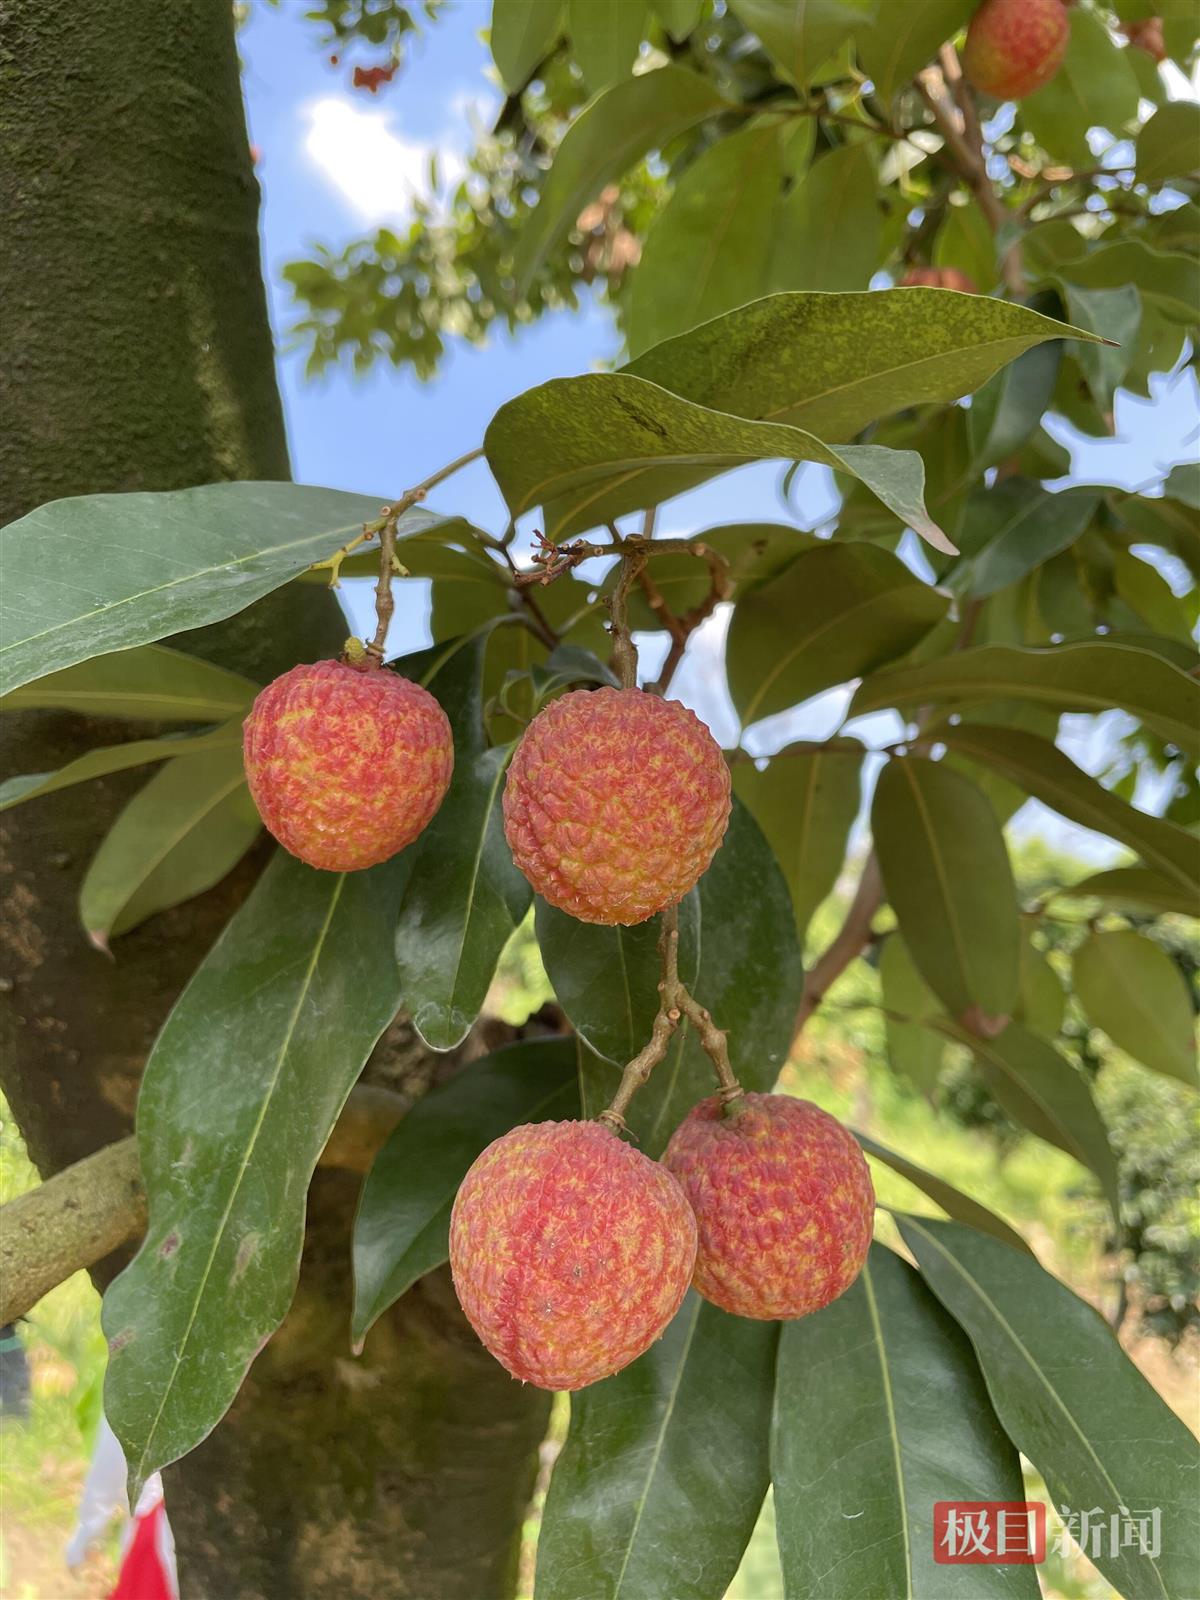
[243,659,453,873]
[502,687,731,926]
[449,1120,697,1390]
[962,0,1070,100]
[901,265,979,293]
[662,1094,874,1321]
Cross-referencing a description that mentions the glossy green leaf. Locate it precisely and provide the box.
[80,743,260,945]
[1022,10,1140,167]
[512,65,731,291]
[855,1134,1031,1253]
[878,933,944,1096]
[1053,865,1198,917]
[731,741,863,944]
[771,144,880,293]
[899,1217,1199,1600]
[852,642,1200,757]
[569,0,647,88]
[872,759,1019,1030]
[1060,282,1140,412]
[394,637,533,1050]
[859,0,975,102]
[952,482,1099,599]
[486,371,950,550]
[727,0,878,86]
[351,1037,579,1342]
[536,893,699,1066]
[1014,922,1066,1038]
[574,798,802,1155]
[1073,929,1198,1089]
[628,121,784,355]
[944,1022,1121,1218]
[625,289,1099,445]
[491,0,565,92]
[1136,100,1200,184]
[1055,241,1200,326]
[1114,549,1194,643]
[934,197,997,293]
[726,544,948,728]
[0,644,257,722]
[773,1243,1037,1600]
[0,483,438,698]
[537,1295,777,1600]
[654,0,703,37]
[940,723,1199,894]
[966,333,1062,470]
[103,850,407,1500]
[0,723,242,813]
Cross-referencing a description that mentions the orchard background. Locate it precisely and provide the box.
[1,1,1198,1597]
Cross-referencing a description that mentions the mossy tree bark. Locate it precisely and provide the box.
[0,4,548,1593]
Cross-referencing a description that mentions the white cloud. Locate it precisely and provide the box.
[301,97,465,226]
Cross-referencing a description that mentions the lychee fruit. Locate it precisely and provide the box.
[449,1120,697,1390]
[1121,17,1166,62]
[243,659,453,872]
[662,1094,874,1321]
[962,0,1070,100]
[502,687,731,925]
[901,266,979,293]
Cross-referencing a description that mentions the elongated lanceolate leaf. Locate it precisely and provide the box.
[102,850,407,1501]
[0,723,242,812]
[727,0,878,87]
[855,1134,1031,1254]
[0,644,257,721]
[877,934,944,1098]
[1073,930,1198,1089]
[1054,865,1198,917]
[490,0,565,92]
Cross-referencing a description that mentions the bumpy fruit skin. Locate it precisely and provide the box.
[901,266,979,293]
[663,1094,874,1321]
[502,687,731,925]
[449,1120,697,1390]
[962,0,1070,100]
[243,659,453,872]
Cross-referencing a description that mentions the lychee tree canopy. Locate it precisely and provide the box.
[1,3,1198,1597]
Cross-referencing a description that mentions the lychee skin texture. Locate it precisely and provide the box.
[449,1120,698,1390]
[662,1094,874,1321]
[502,687,731,925]
[243,659,453,873]
[962,0,1070,100]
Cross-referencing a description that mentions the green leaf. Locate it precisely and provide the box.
[731,740,864,945]
[624,289,1100,444]
[1015,921,1066,1038]
[727,543,949,728]
[575,797,802,1155]
[934,197,998,292]
[568,0,647,88]
[1059,281,1141,413]
[0,483,440,698]
[1054,241,1200,326]
[79,742,260,945]
[943,1022,1121,1218]
[939,723,1199,894]
[1073,929,1198,1089]
[620,523,816,629]
[872,759,1019,1030]
[351,1037,579,1342]
[0,723,243,813]
[899,1216,1199,1600]
[852,642,1200,758]
[394,637,533,1050]
[655,0,704,39]
[771,144,880,293]
[966,338,1063,470]
[878,933,944,1096]
[0,644,258,721]
[855,1134,1031,1253]
[628,122,784,356]
[491,0,565,92]
[536,893,700,1065]
[536,1295,777,1600]
[1136,100,1200,184]
[1114,549,1194,643]
[727,0,878,86]
[773,1243,1038,1600]
[1053,864,1198,917]
[486,371,951,550]
[1022,10,1140,167]
[859,0,976,102]
[952,482,1099,599]
[512,65,732,291]
[102,851,407,1500]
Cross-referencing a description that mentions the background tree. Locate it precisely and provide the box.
[2,1,1198,1597]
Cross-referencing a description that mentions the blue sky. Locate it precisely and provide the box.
[239,3,1198,860]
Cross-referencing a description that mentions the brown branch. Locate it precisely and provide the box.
[607,544,646,689]
[0,1083,407,1326]
[792,853,884,1042]
[649,540,732,695]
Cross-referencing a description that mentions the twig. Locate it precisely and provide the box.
[366,518,399,663]
[648,540,732,695]
[607,544,646,689]
[792,854,884,1041]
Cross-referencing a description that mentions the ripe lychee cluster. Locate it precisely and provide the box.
[962,0,1070,101]
[449,1097,875,1391]
[243,659,453,873]
[502,686,731,925]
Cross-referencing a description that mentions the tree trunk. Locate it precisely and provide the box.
[1,4,547,1594]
